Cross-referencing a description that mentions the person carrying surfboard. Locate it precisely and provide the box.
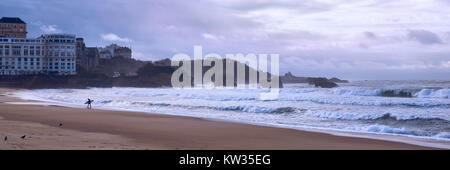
[85,98,93,109]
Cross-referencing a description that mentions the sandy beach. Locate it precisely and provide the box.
[0,88,441,150]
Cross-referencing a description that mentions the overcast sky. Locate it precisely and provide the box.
[1,0,450,80]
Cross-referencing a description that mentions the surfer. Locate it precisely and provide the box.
[85,98,93,109]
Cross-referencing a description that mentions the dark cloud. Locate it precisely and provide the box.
[407,29,442,45]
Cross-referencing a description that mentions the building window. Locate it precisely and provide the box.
[5,46,9,55]
[24,46,29,56]
[36,46,41,55]
[12,46,21,55]
[30,46,35,55]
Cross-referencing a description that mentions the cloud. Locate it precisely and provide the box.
[201,33,225,40]
[407,30,442,45]
[4,0,450,79]
[441,61,450,68]
[202,33,218,40]
[39,25,61,33]
[100,33,132,43]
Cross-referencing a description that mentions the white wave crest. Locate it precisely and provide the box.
[433,132,450,139]
[332,88,381,96]
[414,89,450,98]
[365,124,413,135]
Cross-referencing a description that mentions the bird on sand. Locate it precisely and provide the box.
[20,135,26,139]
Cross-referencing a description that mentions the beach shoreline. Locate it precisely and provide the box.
[0,88,446,150]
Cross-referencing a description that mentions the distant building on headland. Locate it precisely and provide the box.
[0,17,27,38]
[76,38,99,70]
[0,17,76,75]
[76,42,132,72]
[98,43,132,59]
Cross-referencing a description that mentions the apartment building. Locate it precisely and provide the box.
[0,17,27,38]
[0,34,77,75]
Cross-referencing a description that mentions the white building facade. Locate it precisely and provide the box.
[0,34,76,75]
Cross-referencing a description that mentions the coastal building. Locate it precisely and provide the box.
[76,38,85,61]
[0,17,27,38]
[0,34,77,75]
[76,38,99,70]
[99,49,112,59]
[98,43,131,59]
[114,46,132,58]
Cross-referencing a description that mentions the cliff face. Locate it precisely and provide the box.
[306,77,338,88]
[281,72,308,83]
[184,59,283,88]
[329,77,349,83]
[280,72,348,88]
[0,58,283,89]
[86,56,148,77]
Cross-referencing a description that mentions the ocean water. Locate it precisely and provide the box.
[13,80,450,141]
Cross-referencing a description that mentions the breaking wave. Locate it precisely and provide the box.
[363,124,430,136]
[434,132,450,139]
[212,106,296,114]
[307,111,450,138]
[414,89,450,98]
[332,88,450,98]
[306,111,449,122]
[101,100,297,114]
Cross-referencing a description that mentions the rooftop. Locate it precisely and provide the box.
[0,17,26,24]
